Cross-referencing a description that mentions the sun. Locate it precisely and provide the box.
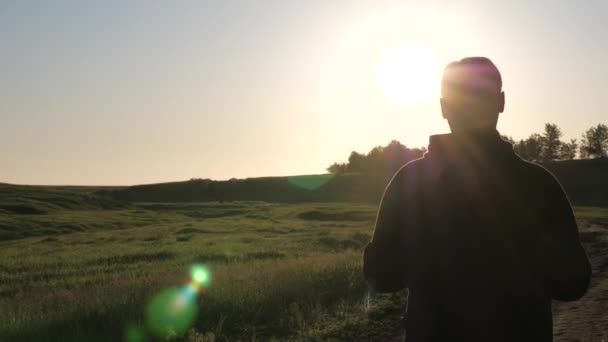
[375,41,440,106]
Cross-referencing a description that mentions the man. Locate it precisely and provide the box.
[363,57,591,341]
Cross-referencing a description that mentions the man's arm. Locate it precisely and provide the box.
[539,172,591,301]
[363,171,407,293]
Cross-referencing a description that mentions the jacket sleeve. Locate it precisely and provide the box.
[539,172,591,301]
[363,171,406,292]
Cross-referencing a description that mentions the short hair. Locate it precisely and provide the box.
[441,57,502,97]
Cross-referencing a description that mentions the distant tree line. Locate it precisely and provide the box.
[503,123,608,162]
[328,123,608,175]
[327,140,426,178]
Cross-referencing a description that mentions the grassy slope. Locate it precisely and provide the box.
[4,158,608,207]
[1,176,607,341]
[0,184,124,240]
[99,173,386,204]
[0,201,409,341]
[97,158,608,207]
[1,198,606,341]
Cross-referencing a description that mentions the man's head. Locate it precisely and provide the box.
[440,57,505,133]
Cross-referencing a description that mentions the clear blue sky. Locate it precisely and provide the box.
[2,0,607,185]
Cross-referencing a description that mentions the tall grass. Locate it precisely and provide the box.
[0,200,387,341]
[0,252,367,341]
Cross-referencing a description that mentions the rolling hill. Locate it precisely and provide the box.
[97,158,608,207]
[2,157,607,210]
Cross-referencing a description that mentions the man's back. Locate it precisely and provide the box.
[364,131,591,341]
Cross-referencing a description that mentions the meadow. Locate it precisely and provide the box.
[0,194,408,342]
[1,185,606,341]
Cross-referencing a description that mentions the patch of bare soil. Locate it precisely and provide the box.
[553,220,608,341]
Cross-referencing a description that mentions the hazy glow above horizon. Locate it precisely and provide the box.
[1,0,607,185]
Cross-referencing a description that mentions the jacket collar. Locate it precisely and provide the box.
[427,130,515,160]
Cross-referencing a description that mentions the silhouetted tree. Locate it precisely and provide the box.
[501,135,516,145]
[366,145,385,174]
[513,134,544,162]
[512,124,578,162]
[347,151,366,172]
[330,140,426,178]
[580,124,608,158]
[559,139,578,160]
[541,123,562,161]
[382,140,426,176]
[330,122,608,174]
[326,162,347,174]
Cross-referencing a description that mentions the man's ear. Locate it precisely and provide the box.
[498,91,505,113]
[440,98,448,119]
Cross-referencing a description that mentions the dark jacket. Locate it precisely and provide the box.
[363,130,591,342]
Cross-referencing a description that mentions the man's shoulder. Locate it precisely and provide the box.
[387,156,439,192]
[392,156,429,180]
[393,154,560,187]
[381,157,429,207]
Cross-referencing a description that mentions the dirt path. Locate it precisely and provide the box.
[553,220,608,342]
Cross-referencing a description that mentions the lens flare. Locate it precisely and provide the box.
[138,264,212,338]
[145,286,198,338]
[184,282,200,297]
[287,174,334,190]
[124,323,144,342]
[190,264,211,287]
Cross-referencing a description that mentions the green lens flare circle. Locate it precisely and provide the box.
[190,264,211,286]
[124,323,144,342]
[145,286,198,338]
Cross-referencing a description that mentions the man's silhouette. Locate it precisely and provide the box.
[363,57,591,341]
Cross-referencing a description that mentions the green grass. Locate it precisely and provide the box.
[0,201,399,341]
[1,196,606,341]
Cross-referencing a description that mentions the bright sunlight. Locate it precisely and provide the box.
[375,41,440,107]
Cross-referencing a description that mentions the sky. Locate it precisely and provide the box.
[1,0,607,185]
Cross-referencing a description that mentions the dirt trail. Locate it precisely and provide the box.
[553,220,608,342]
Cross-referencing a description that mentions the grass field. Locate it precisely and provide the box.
[1,186,606,341]
[0,200,409,342]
